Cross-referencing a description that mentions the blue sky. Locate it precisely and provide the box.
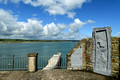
[0,0,120,40]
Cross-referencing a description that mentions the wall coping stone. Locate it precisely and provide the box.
[28,53,38,57]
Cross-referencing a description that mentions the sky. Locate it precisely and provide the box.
[0,0,120,40]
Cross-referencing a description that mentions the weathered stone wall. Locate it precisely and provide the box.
[67,38,93,70]
[111,37,120,78]
[67,37,120,78]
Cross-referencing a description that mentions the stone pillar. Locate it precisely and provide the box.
[28,53,38,72]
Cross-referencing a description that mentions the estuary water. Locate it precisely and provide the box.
[0,42,77,70]
[0,42,77,57]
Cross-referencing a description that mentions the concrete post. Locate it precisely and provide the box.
[27,53,38,72]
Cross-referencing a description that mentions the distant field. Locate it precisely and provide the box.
[0,39,79,43]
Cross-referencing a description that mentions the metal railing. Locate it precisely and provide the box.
[0,55,67,71]
[0,57,13,71]
[14,56,27,70]
[37,56,51,69]
[0,55,27,71]
[37,56,67,70]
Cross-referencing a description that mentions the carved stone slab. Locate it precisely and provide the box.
[71,45,83,67]
[92,27,111,76]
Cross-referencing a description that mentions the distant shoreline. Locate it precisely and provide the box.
[0,41,78,43]
[0,39,79,43]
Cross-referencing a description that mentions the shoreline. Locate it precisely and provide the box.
[0,39,79,43]
[0,41,78,43]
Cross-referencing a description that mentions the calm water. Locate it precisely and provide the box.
[0,42,77,57]
[0,42,77,70]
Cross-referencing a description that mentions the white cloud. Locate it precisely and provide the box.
[69,19,85,33]
[25,0,89,18]
[0,0,7,4]
[0,9,18,34]
[87,19,96,23]
[0,0,90,18]
[0,9,43,39]
[67,12,76,19]
[114,32,120,37]
[0,8,94,40]
[32,14,38,17]
[43,23,66,37]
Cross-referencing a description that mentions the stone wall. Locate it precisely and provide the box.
[67,37,120,78]
[111,37,120,78]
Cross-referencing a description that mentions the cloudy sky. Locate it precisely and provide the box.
[0,0,120,40]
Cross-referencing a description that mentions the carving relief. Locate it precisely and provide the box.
[93,27,111,76]
[96,31,107,71]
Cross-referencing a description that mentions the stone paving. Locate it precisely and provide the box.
[0,69,118,80]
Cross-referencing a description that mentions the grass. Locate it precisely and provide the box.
[0,39,79,43]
